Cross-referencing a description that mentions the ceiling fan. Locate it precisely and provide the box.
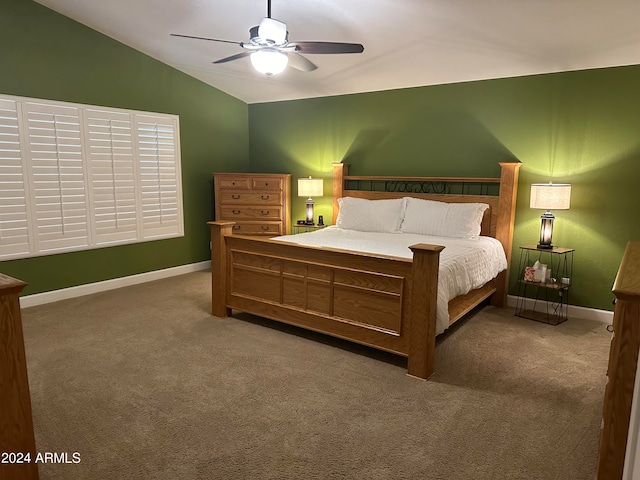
[171,0,364,76]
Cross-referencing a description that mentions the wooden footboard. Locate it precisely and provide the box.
[210,221,443,379]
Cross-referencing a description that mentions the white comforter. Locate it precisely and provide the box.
[272,226,507,335]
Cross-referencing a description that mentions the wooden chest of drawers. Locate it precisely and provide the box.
[0,274,39,480]
[213,173,291,236]
[596,241,640,480]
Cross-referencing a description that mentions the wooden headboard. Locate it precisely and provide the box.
[331,162,521,305]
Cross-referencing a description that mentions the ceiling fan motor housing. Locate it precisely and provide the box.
[250,18,288,46]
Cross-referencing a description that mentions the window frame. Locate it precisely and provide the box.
[0,93,184,261]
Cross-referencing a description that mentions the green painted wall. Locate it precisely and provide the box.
[248,66,640,312]
[3,0,638,313]
[0,0,249,295]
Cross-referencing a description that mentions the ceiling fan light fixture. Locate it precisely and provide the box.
[250,49,288,76]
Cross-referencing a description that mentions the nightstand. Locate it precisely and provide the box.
[292,224,329,234]
[514,245,574,325]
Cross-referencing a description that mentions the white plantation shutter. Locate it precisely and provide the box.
[0,98,31,257]
[84,109,138,244]
[23,101,89,253]
[135,115,183,238]
[0,93,183,261]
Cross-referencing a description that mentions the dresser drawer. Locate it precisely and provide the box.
[231,222,283,236]
[251,177,283,191]
[218,178,251,190]
[220,206,283,221]
[218,191,283,205]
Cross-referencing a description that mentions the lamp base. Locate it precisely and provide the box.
[537,212,555,251]
[305,197,315,225]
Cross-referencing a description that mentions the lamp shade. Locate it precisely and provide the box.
[250,49,288,76]
[298,177,324,198]
[530,183,571,210]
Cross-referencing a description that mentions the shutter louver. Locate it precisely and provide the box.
[84,109,138,244]
[0,98,31,258]
[24,102,89,253]
[135,115,183,239]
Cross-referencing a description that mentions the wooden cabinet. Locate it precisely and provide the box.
[213,173,291,236]
[596,241,640,480]
[0,274,39,480]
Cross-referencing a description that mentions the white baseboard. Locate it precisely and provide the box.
[20,260,210,308]
[506,294,613,324]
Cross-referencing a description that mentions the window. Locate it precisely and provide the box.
[0,94,183,261]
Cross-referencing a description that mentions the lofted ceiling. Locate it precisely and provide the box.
[35,0,640,104]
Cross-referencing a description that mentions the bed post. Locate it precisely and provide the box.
[332,163,349,225]
[209,221,234,317]
[492,162,521,308]
[407,243,445,380]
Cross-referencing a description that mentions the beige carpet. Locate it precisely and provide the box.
[20,270,610,480]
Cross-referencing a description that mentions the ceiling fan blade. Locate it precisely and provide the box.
[213,51,252,64]
[289,42,364,54]
[286,52,317,72]
[171,33,242,46]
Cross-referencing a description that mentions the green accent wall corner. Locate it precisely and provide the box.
[0,0,249,295]
[248,66,640,312]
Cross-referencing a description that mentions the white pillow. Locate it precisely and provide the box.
[401,197,489,239]
[336,197,406,233]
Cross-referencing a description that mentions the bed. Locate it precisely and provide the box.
[209,162,520,379]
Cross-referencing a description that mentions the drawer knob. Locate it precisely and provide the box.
[261,210,270,215]
[232,209,241,214]
[232,194,240,199]
[261,195,270,200]
[233,225,241,230]
[261,225,270,230]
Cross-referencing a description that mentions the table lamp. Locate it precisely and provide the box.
[530,182,571,249]
[298,177,323,225]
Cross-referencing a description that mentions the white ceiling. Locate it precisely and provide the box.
[35,0,640,104]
